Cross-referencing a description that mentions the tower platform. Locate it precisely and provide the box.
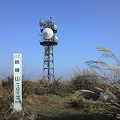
[40,41,58,46]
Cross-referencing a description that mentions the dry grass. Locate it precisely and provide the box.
[85,46,120,84]
[0,72,120,120]
[0,46,120,119]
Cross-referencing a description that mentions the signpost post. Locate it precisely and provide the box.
[13,53,22,111]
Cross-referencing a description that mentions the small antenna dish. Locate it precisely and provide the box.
[53,24,57,30]
[42,28,53,39]
[39,19,46,26]
[50,16,55,19]
[52,35,58,43]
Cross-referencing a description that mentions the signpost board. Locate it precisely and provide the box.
[13,53,22,111]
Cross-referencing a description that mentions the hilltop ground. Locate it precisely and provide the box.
[0,72,120,120]
[1,46,120,120]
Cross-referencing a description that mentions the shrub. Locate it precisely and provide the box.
[2,75,13,92]
[22,80,36,98]
[70,69,106,91]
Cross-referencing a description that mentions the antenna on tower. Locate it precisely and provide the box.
[39,16,58,81]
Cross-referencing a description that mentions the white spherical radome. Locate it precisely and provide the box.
[42,28,54,40]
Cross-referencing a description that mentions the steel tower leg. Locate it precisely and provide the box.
[43,46,54,81]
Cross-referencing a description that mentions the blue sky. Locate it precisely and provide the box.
[0,0,120,80]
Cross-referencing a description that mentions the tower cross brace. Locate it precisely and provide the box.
[43,46,54,81]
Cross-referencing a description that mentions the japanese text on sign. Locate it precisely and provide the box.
[13,53,22,111]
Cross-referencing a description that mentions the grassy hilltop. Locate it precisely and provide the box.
[0,47,120,120]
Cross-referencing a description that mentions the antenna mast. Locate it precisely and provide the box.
[39,16,58,81]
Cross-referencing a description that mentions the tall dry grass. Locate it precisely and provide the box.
[85,46,120,84]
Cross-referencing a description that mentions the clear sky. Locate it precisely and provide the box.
[0,0,120,80]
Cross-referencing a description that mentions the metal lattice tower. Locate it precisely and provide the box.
[39,17,58,81]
